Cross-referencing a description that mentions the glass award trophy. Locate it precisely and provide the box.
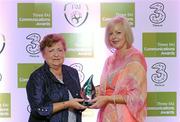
[81,74,96,106]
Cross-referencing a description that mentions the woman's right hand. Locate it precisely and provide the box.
[88,95,110,109]
[67,98,87,110]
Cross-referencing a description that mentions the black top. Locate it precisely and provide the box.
[26,62,82,122]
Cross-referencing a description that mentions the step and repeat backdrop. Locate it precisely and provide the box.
[0,0,180,122]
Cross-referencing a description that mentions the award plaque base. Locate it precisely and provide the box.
[82,101,93,106]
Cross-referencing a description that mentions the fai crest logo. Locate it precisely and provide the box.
[70,63,85,82]
[0,34,5,54]
[149,2,166,26]
[64,2,88,27]
[151,62,168,86]
[26,33,41,57]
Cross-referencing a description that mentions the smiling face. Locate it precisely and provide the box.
[42,41,65,69]
[108,23,127,50]
[105,16,134,51]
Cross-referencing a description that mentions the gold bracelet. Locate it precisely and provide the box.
[113,95,116,104]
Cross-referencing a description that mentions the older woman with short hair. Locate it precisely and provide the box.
[26,33,86,122]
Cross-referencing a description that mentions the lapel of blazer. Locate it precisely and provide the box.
[62,65,81,98]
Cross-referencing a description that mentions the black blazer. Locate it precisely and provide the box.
[26,62,82,122]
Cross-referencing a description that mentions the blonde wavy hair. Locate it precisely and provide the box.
[104,16,134,51]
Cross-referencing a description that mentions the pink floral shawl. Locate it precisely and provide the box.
[98,47,147,122]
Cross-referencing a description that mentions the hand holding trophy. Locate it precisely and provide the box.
[80,74,96,106]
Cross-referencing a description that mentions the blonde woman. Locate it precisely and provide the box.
[89,16,147,122]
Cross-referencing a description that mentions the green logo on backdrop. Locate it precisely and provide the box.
[18,3,52,28]
[18,63,42,88]
[101,3,135,27]
[62,33,93,58]
[143,33,176,57]
[147,92,176,116]
[0,93,11,118]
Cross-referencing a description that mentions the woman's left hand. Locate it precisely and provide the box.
[88,96,109,109]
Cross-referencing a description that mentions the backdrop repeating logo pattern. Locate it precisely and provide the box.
[26,33,41,57]
[0,93,11,117]
[100,3,135,27]
[64,2,88,27]
[0,1,179,121]
[151,62,168,86]
[149,2,166,26]
[17,3,52,28]
[143,32,176,57]
[147,92,176,116]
